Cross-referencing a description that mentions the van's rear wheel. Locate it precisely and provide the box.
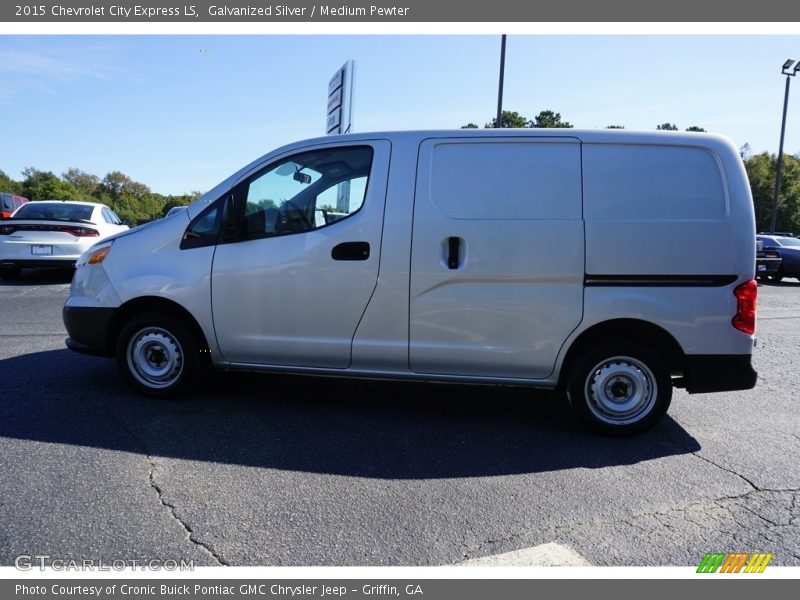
[567,342,671,436]
[116,311,199,397]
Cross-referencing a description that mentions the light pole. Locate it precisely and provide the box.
[496,35,506,128]
[771,59,800,234]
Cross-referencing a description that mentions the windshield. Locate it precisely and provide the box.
[13,202,94,222]
[777,237,800,248]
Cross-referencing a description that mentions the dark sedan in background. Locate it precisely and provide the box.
[757,235,800,282]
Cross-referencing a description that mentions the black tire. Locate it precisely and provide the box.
[115,311,201,397]
[566,342,672,436]
[768,267,784,283]
[0,267,21,280]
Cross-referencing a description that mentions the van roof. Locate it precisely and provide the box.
[313,127,734,147]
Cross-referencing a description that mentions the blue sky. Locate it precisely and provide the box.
[1,34,800,195]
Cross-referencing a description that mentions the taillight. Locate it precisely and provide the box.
[732,279,757,335]
[69,227,99,237]
[0,224,98,236]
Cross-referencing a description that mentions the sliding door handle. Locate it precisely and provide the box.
[447,237,461,269]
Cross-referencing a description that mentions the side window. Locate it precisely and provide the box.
[241,146,373,239]
[101,208,115,224]
[181,199,223,250]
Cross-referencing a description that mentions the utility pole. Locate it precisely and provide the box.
[496,35,506,128]
[771,59,799,234]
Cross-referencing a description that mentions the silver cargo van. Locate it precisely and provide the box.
[63,129,758,435]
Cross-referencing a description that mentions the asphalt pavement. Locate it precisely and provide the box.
[0,270,798,566]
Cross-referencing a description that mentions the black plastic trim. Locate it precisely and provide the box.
[0,259,76,269]
[585,274,738,287]
[682,354,757,394]
[62,306,116,357]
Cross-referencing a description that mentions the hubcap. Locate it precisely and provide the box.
[127,327,183,390]
[584,355,657,425]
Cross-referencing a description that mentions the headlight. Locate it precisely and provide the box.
[77,241,113,268]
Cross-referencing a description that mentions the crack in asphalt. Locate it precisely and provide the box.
[92,396,228,566]
[146,456,229,566]
[687,451,761,491]
[457,486,800,564]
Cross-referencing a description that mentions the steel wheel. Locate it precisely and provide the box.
[567,342,672,436]
[584,355,658,426]
[116,311,202,397]
[127,326,184,390]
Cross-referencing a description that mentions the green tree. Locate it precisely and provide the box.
[744,152,800,234]
[485,110,531,128]
[63,168,100,200]
[0,170,24,195]
[739,143,752,160]
[161,192,202,217]
[21,168,80,201]
[531,110,573,128]
[656,123,679,131]
[462,109,574,129]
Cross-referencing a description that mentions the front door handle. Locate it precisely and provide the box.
[332,241,370,261]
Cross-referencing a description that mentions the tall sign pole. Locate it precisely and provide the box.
[326,60,355,136]
[326,60,356,212]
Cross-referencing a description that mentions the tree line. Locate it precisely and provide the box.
[0,167,200,225]
[461,109,708,132]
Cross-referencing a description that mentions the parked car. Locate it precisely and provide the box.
[756,238,782,280]
[0,193,29,219]
[0,200,128,278]
[756,234,800,281]
[63,129,757,436]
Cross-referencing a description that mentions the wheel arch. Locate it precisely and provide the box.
[107,296,211,356]
[557,318,686,390]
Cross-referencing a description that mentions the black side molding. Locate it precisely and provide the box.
[585,274,738,287]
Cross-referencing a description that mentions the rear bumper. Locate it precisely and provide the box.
[682,354,757,393]
[63,305,115,357]
[756,258,781,275]
[1,259,76,269]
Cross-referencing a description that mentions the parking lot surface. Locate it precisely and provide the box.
[1,271,798,566]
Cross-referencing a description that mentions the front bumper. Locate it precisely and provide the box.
[63,305,116,357]
[682,354,757,394]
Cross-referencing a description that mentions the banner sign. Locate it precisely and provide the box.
[4,1,800,22]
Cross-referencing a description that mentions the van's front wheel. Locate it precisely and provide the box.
[567,342,671,436]
[116,312,199,397]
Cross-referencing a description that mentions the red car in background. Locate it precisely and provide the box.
[1,193,29,219]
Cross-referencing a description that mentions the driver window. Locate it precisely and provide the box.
[243,146,373,239]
